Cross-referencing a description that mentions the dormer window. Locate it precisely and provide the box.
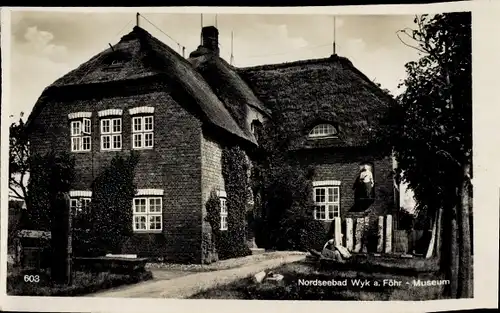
[102,50,129,69]
[308,124,338,139]
[109,59,124,67]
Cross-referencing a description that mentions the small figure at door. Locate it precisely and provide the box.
[359,164,374,197]
[353,163,375,211]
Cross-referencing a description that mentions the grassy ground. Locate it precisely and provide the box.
[190,261,449,300]
[7,268,153,296]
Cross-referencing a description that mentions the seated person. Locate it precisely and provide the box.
[321,236,352,262]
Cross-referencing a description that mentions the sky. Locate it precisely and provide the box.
[9,11,422,120]
[8,11,421,208]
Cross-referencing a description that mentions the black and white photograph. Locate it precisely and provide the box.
[0,3,490,309]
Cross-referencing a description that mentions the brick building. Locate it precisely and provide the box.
[25,25,397,263]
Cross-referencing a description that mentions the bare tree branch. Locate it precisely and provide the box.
[436,150,462,168]
[396,30,428,54]
[8,184,25,200]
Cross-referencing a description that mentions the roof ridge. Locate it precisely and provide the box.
[237,54,352,72]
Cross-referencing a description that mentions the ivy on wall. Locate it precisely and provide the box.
[25,151,75,231]
[252,111,327,251]
[205,145,251,261]
[204,191,221,263]
[86,152,139,256]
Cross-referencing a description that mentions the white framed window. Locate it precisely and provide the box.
[133,197,162,231]
[220,197,228,231]
[308,124,338,138]
[101,118,122,150]
[313,186,340,221]
[132,115,154,149]
[70,118,91,152]
[70,197,92,229]
[70,197,91,215]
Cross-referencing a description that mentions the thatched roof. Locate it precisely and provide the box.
[26,27,255,145]
[188,47,271,138]
[26,26,395,150]
[237,55,397,149]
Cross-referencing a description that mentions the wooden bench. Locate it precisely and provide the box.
[73,256,148,274]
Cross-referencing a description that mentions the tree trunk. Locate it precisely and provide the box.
[435,207,443,260]
[457,162,472,298]
[425,209,439,258]
[445,205,459,298]
[50,192,73,285]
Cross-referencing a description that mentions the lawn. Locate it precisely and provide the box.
[190,261,449,300]
[7,268,153,296]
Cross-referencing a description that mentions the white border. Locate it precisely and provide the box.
[1,2,499,312]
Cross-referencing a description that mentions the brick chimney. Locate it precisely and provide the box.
[201,26,220,56]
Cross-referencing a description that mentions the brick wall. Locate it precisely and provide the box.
[200,133,226,262]
[29,86,204,263]
[293,148,395,230]
[201,133,226,205]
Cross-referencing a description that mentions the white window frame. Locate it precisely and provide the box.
[70,197,92,215]
[220,197,228,231]
[133,197,162,232]
[100,117,122,151]
[313,185,340,221]
[308,124,338,139]
[70,118,92,152]
[132,115,154,149]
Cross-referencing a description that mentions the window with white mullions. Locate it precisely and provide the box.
[133,197,162,231]
[220,197,228,231]
[132,116,154,148]
[308,123,338,138]
[70,197,91,215]
[70,119,91,152]
[313,186,340,220]
[132,116,154,149]
[101,118,122,150]
[70,197,92,229]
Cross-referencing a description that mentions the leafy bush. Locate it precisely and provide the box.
[72,229,94,257]
[251,112,322,251]
[205,191,222,260]
[87,152,139,256]
[221,146,252,259]
[25,152,75,231]
[205,146,252,261]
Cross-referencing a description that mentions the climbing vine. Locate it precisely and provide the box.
[204,191,221,263]
[205,145,251,260]
[252,112,327,251]
[86,152,139,256]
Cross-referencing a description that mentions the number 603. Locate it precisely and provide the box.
[23,275,40,283]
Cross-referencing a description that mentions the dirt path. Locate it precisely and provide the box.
[91,252,306,299]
